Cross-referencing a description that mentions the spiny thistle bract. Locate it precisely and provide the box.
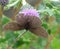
[3,9,48,38]
[0,0,9,6]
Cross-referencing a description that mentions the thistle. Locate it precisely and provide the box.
[0,0,9,6]
[3,9,48,38]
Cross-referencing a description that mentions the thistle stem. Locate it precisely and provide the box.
[10,30,27,49]
[0,5,3,34]
[16,30,27,40]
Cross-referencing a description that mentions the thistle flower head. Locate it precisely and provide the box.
[19,9,39,17]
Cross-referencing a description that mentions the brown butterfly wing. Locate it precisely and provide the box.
[28,16,42,28]
[3,22,24,31]
[29,27,48,38]
[16,13,27,26]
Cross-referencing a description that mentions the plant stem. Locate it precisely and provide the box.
[16,30,27,40]
[0,5,3,34]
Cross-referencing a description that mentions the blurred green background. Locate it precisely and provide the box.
[0,0,60,49]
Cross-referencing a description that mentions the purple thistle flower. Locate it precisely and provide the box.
[3,9,48,38]
[20,9,39,17]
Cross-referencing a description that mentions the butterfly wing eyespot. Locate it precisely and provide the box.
[3,22,24,31]
[29,27,48,38]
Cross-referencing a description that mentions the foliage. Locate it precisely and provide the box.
[0,0,60,49]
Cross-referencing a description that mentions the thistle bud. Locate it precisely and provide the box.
[0,0,9,6]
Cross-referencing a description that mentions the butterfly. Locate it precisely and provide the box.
[3,9,48,38]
